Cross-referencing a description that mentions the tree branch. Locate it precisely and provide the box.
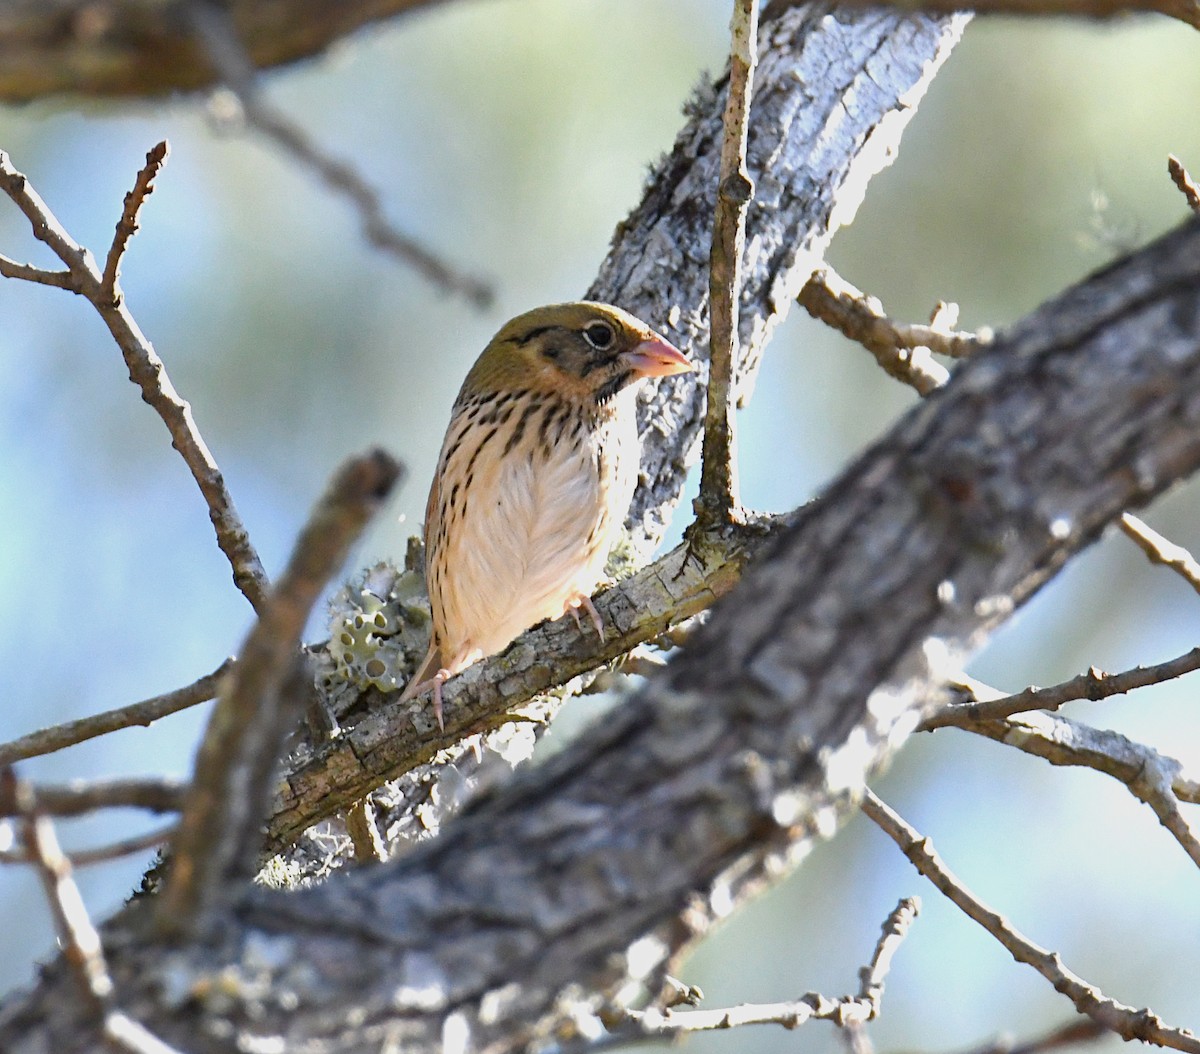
[923,646,1200,730]
[184,0,492,305]
[0,147,272,614]
[8,205,1200,1054]
[862,789,1199,1051]
[264,3,968,854]
[696,0,759,524]
[609,897,919,1038]
[0,661,231,766]
[157,449,402,938]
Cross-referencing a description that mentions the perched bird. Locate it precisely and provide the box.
[401,301,692,727]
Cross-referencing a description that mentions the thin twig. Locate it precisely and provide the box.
[0,148,271,613]
[102,140,169,299]
[943,1019,1108,1054]
[610,897,918,1038]
[158,449,402,939]
[1119,512,1200,595]
[933,685,1200,867]
[1168,155,1200,213]
[4,771,181,1051]
[921,646,1200,730]
[0,660,231,765]
[862,789,1200,1052]
[0,254,76,288]
[696,0,759,524]
[186,1,491,307]
[7,768,114,1010]
[799,265,987,394]
[0,822,176,867]
[0,777,188,818]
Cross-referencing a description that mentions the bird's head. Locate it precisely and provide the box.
[462,301,691,408]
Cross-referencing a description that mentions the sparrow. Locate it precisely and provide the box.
[400,301,692,727]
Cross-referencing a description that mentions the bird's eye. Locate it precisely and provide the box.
[582,321,615,350]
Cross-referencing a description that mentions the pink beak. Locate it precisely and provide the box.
[622,336,692,378]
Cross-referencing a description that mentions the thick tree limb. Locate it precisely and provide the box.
[590,4,967,552]
[0,0,458,102]
[1,0,1193,104]
[7,207,1200,1054]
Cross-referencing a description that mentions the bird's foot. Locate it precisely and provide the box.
[406,670,450,731]
[565,592,604,639]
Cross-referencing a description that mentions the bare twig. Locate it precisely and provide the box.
[7,768,114,1010]
[0,148,271,613]
[799,265,988,394]
[102,140,169,299]
[610,897,918,1038]
[862,789,1200,1052]
[1168,155,1200,213]
[185,1,491,307]
[0,255,76,288]
[0,660,231,765]
[0,822,176,867]
[934,687,1200,867]
[1119,512,1200,595]
[696,0,760,524]
[5,769,182,1052]
[922,646,1200,730]
[0,777,188,818]
[158,449,402,939]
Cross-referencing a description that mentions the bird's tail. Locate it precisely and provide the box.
[398,640,442,702]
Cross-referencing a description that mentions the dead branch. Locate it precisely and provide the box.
[862,789,1199,1051]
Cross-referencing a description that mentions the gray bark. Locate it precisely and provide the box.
[6,195,1200,1054]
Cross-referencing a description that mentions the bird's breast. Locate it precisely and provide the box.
[427,391,638,660]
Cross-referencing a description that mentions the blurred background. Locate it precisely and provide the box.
[2,2,1199,1051]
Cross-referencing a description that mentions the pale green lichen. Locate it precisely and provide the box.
[326,561,432,693]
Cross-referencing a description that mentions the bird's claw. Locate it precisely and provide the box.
[565,593,604,640]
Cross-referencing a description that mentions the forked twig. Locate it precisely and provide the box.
[4,768,182,1053]
[0,147,271,613]
[863,789,1200,1052]
[609,897,919,1038]
[799,265,987,394]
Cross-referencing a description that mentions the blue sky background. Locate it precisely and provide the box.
[2,3,1199,1051]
